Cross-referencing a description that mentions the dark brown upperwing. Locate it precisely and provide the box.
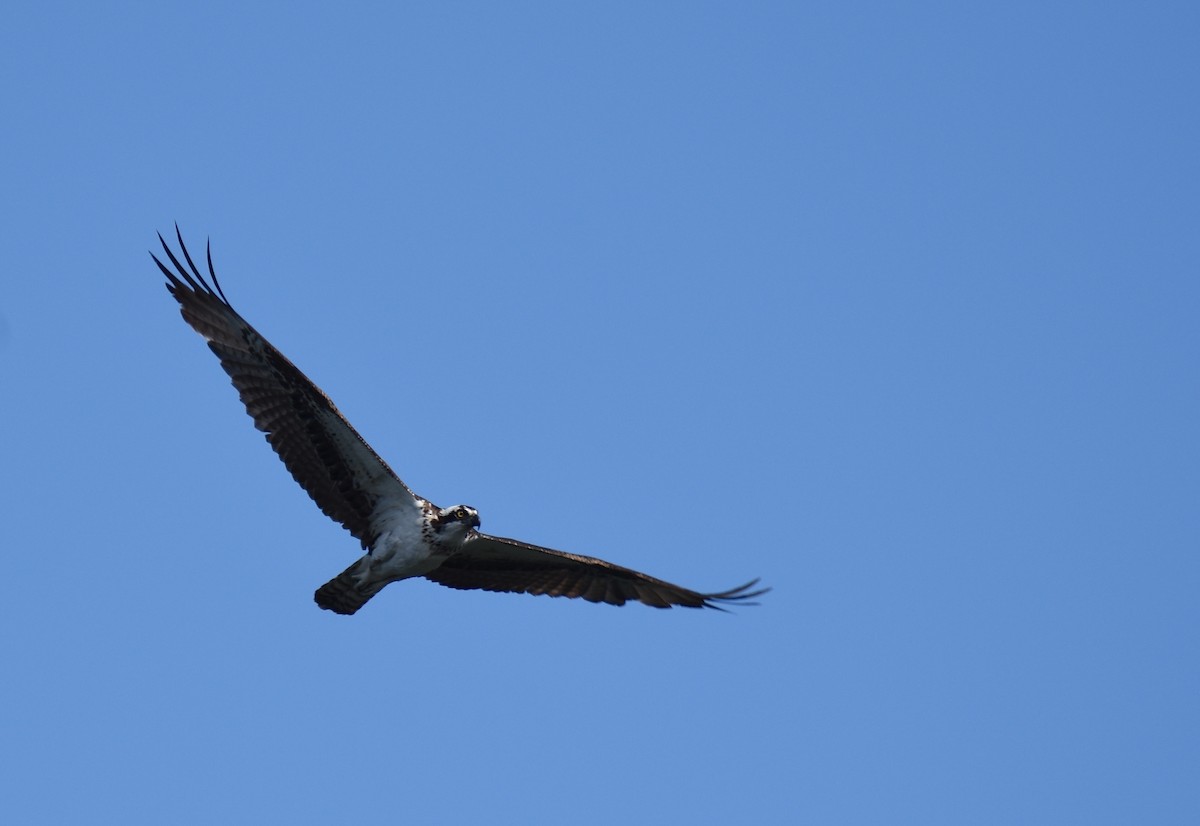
[152,226,419,549]
[426,532,768,610]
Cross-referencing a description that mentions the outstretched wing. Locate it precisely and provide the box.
[152,226,421,549]
[427,532,769,610]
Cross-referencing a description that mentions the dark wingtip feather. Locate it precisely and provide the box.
[150,249,182,292]
[174,223,205,281]
[153,226,233,307]
[206,237,231,304]
[703,578,770,609]
[157,229,204,295]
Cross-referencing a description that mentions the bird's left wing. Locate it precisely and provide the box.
[152,227,422,549]
[426,532,768,610]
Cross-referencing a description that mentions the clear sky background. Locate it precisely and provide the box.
[2,3,1197,824]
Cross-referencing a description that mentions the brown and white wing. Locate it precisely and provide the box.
[152,227,420,549]
[427,532,768,610]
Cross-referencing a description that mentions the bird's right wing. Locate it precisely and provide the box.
[153,227,422,549]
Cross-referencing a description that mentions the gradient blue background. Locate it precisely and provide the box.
[2,3,1197,823]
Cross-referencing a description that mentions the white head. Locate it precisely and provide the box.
[431,505,481,547]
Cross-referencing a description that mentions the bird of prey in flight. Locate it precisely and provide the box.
[152,228,767,615]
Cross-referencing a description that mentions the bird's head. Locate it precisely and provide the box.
[432,505,481,544]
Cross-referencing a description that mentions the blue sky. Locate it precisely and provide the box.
[2,2,1197,823]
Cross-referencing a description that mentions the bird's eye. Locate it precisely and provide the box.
[455,508,467,520]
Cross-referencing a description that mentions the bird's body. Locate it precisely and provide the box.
[152,228,766,614]
[315,502,478,615]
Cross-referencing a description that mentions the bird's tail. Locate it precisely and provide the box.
[314,558,386,615]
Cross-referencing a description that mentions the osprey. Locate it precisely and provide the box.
[152,228,767,615]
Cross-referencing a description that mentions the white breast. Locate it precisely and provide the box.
[367,495,440,578]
